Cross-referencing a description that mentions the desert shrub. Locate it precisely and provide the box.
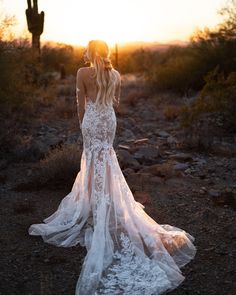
[0,39,44,116]
[0,14,37,109]
[178,111,228,151]
[13,143,82,191]
[180,66,236,132]
[35,143,82,188]
[146,47,204,95]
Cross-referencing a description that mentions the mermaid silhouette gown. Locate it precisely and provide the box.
[28,98,197,295]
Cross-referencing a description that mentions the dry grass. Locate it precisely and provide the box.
[15,143,82,191]
[38,143,81,182]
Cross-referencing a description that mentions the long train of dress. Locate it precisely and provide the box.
[28,100,197,295]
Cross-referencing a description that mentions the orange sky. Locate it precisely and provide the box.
[1,0,225,46]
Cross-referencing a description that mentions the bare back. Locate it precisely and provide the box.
[82,67,98,102]
[79,67,121,103]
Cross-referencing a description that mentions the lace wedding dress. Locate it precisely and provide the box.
[28,99,197,295]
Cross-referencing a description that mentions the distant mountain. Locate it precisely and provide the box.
[116,40,189,51]
[166,39,189,46]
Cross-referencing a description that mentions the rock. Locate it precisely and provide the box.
[169,153,193,162]
[134,138,149,145]
[208,189,221,197]
[118,144,131,150]
[167,136,178,147]
[117,149,140,169]
[12,142,44,162]
[140,109,158,121]
[208,188,236,209]
[134,191,152,205]
[139,164,164,177]
[194,158,207,165]
[219,190,236,209]
[207,167,216,173]
[123,168,135,177]
[133,145,159,164]
[173,162,189,171]
[140,161,180,178]
[27,169,32,176]
[150,176,164,184]
[156,130,170,138]
[199,171,207,179]
[184,168,192,174]
[211,141,236,157]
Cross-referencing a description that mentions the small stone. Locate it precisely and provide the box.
[174,162,189,171]
[184,168,192,174]
[156,130,170,138]
[118,144,130,150]
[134,138,149,145]
[117,149,140,169]
[133,146,159,163]
[169,153,193,162]
[208,189,221,197]
[27,169,32,176]
[225,187,232,193]
[167,136,178,146]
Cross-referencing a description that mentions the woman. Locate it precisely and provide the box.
[28,40,197,295]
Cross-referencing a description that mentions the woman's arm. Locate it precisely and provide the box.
[76,68,86,127]
[114,72,121,109]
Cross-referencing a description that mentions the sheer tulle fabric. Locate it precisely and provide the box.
[28,100,197,295]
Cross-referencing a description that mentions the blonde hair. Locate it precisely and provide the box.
[86,40,119,107]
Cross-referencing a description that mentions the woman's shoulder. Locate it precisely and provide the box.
[76,67,95,82]
[77,66,91,75]
[111,68,121,81]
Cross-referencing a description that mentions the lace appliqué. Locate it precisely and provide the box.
[97,232,173,295]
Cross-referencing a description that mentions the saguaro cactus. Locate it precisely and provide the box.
[25,0,44,59]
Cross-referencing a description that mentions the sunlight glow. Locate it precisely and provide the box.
[1,0,225,46]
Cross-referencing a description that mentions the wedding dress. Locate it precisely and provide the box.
[28,98,197,295]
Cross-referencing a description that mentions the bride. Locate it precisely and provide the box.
[28,40,197,295]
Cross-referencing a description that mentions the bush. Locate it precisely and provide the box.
[180,67,236,132]
[145,45,208,95]
[14,143,82,191]
[179,67,236,151]
[38,143,82,185]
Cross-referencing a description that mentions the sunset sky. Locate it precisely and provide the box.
[1,0,225,46]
